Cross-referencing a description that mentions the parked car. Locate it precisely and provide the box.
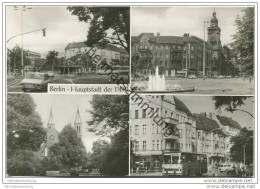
[188,75,197,79]
[218,163,234,172]
[217,75,225,79]
[20,72,54,92]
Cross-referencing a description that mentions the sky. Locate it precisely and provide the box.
[131,6,247,45]
[177,96,254,129]
[6,6,89,58]
[31,94,109,152]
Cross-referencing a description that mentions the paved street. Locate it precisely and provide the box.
[132,77,254,95]
[7,73,129,92]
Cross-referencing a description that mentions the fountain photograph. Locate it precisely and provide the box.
[131,7,254,95]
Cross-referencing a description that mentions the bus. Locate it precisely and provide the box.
[162,152,207,176]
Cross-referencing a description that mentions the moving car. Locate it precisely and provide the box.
[20,72,54,92]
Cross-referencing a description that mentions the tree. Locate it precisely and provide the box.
[100,129,129,176]
[230,128,253,164]
[232,7,254,76]
[7,45,31,74]
[88,95,129,136]
[212,96,254,118]
[43,50,59,71]
[67,7,130,54]
[48,124,87,175]
[7,150,44,176]
[89,140,110,170]
[7,94,46,176]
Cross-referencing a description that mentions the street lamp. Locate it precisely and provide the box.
[13,6,32,76]
[203,21,209,78]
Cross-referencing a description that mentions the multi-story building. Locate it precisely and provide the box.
[130,95,196,171]
[130,96,242,173]
[131,10,225,77]
[194,113,227,168]
[62,42,129,74]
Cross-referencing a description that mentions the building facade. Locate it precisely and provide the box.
[62,42,129,74]
[130,95,241,173]
[131,10,226,77]
[130,95,196,171]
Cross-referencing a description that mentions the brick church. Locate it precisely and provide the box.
[38,108,83,158]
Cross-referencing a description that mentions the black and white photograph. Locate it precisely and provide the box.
[6,6,130,92]
[131,7,254,94]
[130,95,254,177]
[6,94,129,176]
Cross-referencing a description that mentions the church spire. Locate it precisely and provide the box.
[47,107,55,129]
[74,107,82,137]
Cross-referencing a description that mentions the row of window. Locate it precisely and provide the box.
[131,124,161,135]
[133,108,192,125]
[134,140,195,152]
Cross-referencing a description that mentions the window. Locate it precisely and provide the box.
[165,110,167,116]
[143,141,147,151]
[135,110,138,119]
[180,143,183,150]
[142,109,146,118]
[135,141,139,151]
[179,129,182,138]
[152,124,156,134]
[152,140,155,150]
[156,125,160,134]
[142,124,146,135]
[161,140,163,150]
[135,125,139,135]
[157,140,160,150]
[171,112,173,117]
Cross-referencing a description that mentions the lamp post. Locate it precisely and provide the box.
[13,6,32,76]
[203,21,209,78]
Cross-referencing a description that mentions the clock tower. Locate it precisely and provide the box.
[207,9,222,74]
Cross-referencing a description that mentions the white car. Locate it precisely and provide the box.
[188,75,197,79]
[20,72,54,92]
[218,163,234,172]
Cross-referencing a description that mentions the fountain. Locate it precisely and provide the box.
[148,66,166,91]
[139,65,195,93]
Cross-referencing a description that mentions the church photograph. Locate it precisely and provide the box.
[131,6,254,95]
[6,94,129,177]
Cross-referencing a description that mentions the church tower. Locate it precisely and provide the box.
[74,108,82,138]
[39,108,59,158]
[207,9,223,74]
[47,108,55,129]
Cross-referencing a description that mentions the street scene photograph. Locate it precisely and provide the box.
[131,7,254,94]
[6,94,129,176]
[6,6,130,92]
[130,95,254,177]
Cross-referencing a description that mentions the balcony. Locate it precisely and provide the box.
[163,139,180,153]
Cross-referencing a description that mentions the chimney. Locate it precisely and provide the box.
[156,32,160,37]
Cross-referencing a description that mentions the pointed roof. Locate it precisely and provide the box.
[74,108,82,124]
[47,108,54,126]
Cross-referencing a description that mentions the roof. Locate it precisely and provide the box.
[173,96,192,116]
[65,42,127,54]
[193,113,220,131]
[131,33,210,46]
[155,36,184,45]
[216,115,241,129]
